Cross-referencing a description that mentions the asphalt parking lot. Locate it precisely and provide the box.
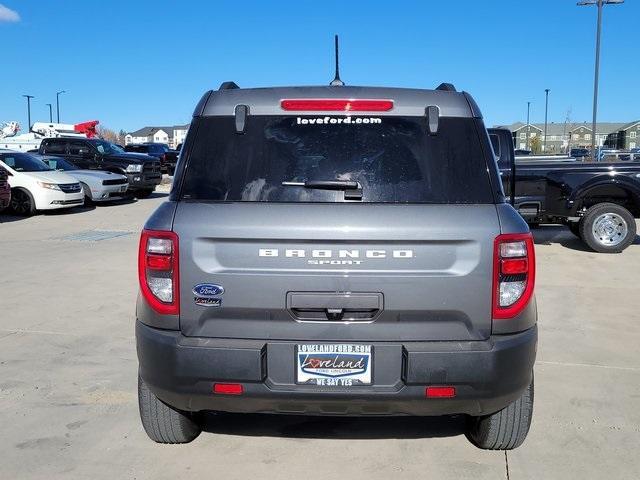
[1,195,639,480]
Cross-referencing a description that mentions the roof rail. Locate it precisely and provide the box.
[436,83,457,92]
[219,81,240,90]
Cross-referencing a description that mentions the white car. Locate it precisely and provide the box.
[40,156,129,203]
[0,150,84,216]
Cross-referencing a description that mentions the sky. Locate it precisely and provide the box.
[1,0,638,132]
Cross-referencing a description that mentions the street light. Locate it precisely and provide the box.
[577,0,624,160]
[543,89,550,152]
[526,101,531,151]
[46,103,53,123]
[56,90,66,123]
[22,95,35,130]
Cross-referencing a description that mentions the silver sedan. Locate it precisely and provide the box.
[40,156,129,202]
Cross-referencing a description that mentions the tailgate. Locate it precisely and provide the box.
[174,202,498,341]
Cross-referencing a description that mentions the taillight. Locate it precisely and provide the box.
[280,99,394,112]
[492,233,535,319]
[138,229,179,315]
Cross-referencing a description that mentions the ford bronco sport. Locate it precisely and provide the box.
[136,82,537,450]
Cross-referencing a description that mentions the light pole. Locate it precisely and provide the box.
[22,95,35,130]
[577,0,624,160]
[46,103,53,122]
[56,90,66,123]
[526,101,531,151]
[543,89,550,152]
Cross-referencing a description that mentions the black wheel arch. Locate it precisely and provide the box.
[10,187,36,214]
[572,179,640,217]
[10,186,35,202]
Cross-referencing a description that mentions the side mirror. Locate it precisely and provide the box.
[426,105,439,135]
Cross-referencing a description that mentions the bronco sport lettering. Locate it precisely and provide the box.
[258,248,414,258]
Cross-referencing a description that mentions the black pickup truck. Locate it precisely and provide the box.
[489,128,640,253]
[124,143,178,175]
[39,138,162,197]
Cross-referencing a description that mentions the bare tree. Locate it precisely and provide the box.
[530,135,542,154]
[96,125,124,145]
[562,107,572,153]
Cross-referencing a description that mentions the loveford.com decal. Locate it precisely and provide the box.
[296,117,382,125]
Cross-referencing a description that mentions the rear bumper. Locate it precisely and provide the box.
[136,322,537,417]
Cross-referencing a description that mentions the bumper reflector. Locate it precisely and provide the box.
[425,386,456,398]
[213,383,244,395]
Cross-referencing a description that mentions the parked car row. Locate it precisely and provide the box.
[0,138,163,216]
[38,138,162,197]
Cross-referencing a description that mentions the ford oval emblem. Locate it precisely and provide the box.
[192,283,224,297]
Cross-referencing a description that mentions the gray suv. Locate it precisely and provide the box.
[136,82,537,450]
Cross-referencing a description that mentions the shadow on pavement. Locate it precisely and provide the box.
[46,205,96,215]
[530,224,640,252]
[0,213,26,223]
[201,412,466,440]
[148,192,169,199]
[531,225,592,252]
[92,198,138,208]
[134,192,169,200]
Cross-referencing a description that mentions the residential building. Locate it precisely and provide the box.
[125,124,190,149]
[496,121,636,153]
[604,121,640,150]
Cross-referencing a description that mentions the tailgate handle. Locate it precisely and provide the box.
[287,292,383,322]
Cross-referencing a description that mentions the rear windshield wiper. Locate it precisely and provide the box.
[282,180,363,200]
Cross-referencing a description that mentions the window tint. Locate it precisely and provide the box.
[69,142,90,155]
[181,116,494,204]
[92,140,124,155]
[42,157,78,170]
[126,145,147,153]
[43,141,67,154]
[0,153,52,172]
[489,134,501,158]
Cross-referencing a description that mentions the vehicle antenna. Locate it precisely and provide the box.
[330,35,344,86]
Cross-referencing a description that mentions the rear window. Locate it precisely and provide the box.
[125,145,148,152]
[42,141,67,155]
[181,115,494,203]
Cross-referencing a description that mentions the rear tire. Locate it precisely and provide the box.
[10,188,36,216]
[138,375,201,444]
[466,376,534,450]
[579,203,636,253]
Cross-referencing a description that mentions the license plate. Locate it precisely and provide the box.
[296,344,372,386]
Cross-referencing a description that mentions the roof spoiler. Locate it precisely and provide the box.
[436,83,456,92]
[219,81,239,90]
